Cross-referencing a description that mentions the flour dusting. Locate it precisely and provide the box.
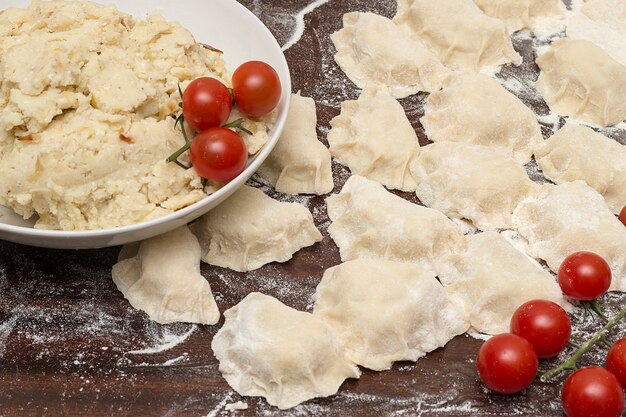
[225,401,248,411]
[0,315,17,357]
[281,0,332,51]
[2,0,626,416]
[127,323,197,355]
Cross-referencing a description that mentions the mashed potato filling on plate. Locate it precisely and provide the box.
[0,0,271,230]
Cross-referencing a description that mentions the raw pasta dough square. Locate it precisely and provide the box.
[394,0,521,71]
[421,71,542,165]
[331,11,449,98]
[111,226,220,325]
[410,142,538,231]
[473,0,562,33]
[567,0,626,67]
[212,292,360,409]
[326,175,466,276]
[328,87,420,191]
[534,123,626,214]
[536,38,626,127]
[258,92,333,195]
[438,232,564,335]
[513,181,626,292]
[313,259,469,371]
[190,186,322,272]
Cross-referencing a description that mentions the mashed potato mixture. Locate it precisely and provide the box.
[0,0,271,230]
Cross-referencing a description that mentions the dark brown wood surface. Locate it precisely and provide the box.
[1,1,625,416]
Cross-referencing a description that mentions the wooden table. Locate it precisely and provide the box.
[1,1,625,416]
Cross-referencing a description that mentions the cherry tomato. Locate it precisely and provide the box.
[232,61,281,118]
[182,77,233,131]
[190,127,247,182]
[619,205,626,227]
[476,333,538,394]
[558,252,612,301]
[561,366,624,417]
[606,338,626,389]
[510,299,571,359]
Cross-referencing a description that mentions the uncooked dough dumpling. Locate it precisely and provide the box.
[326,175,466,276]
[534,123,626,214]
[211,292,360,410]
[190,186,322,272]
[421,72,542,164]
[111,226,219,325]
[313,259,469,371]
[328,87,420,191]
[536,39,626,127]
[513,181,626,292]
[567,0,626,67]
[331,12,449,98]
[258,92,333,195]
[393,0,521,71]
[473,0,562,33]
[439,232,564,335]
[410,142,538,231]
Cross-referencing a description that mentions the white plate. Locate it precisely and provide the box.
[0,0,291,249]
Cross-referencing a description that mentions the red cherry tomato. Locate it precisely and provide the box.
[619,205,626,226]
[510,299,571,359]
[182,77,233,131]
[558,252,612,300]
[606,338,626,389]
[190,127,247,182]
[476,333,538,394]
[232,61,281,118]
[561,366,624,417]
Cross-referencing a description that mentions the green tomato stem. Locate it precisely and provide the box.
[223,118,253,135]
[540,304,626,382]
[166,116,193,164]
[588,299,609,322]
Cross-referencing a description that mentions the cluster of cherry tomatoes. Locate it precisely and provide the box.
[477,249,626,417]
[179,61,281,182]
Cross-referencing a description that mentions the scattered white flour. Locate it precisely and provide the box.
[3,1,626,416]
[225,401,248,411]
[205,392,235,417]
[127,323,197,355]
[536,113,562,132]
[531,16,566,41]
[467,332,492,341]
[0,315,17,357]
[281,0,332,51]
[479,65,502,78]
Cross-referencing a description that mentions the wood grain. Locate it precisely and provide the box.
[0,1,624,416]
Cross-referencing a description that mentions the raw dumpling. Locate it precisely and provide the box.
[513,181,626,292]
[190,186,322,272]
[313,259,469,371]
[473,0,562,33]
[439,232,564,335]
[393,0,521,71]
[211,292,360,409]
[328,87,420,191]
[534,123,626,214]
[421,72,542,164]
[258,93,333,195]
[536,39,626,127]
[567,0,626,67]
[111,226,219,325]
[410,142,538,230]
[331,12,449,98]
[326,175,466,276]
